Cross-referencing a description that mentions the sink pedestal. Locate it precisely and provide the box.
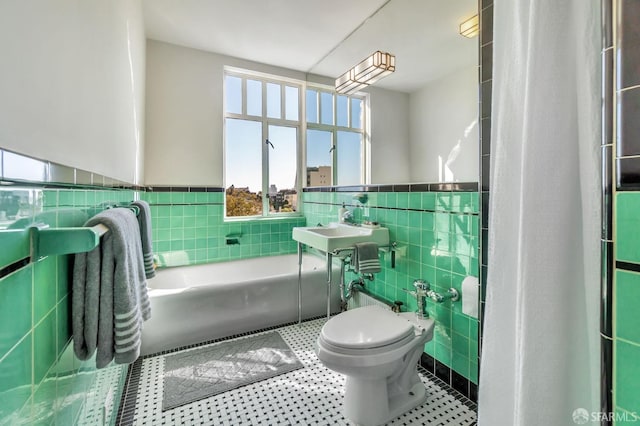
[292,223,389,322]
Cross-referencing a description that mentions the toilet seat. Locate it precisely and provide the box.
[321,306,416,350]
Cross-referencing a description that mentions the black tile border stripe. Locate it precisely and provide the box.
[303,201,480,216]
[419,366,478,412]
[477,0,492,386]
[115,357,143,426]
[420,353,478,405]
[616,157,640,190]
[146,186,225,192]
[615,260,640,273]
[602,241,614,337]
[0,256,30,280]
[149,203,224,207]
[303,182,479,193]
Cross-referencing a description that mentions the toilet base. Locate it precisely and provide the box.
[343,373,427,426]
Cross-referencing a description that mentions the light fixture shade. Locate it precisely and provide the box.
[459,14,479,38]
[335,51,396,94]
[335,69,367,95]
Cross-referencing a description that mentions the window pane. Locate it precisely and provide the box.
[225,119,263,216]
[306,129,332,187]
[320,92,333,125]
[336,131,362,186]
[351,98,363,129]
[285,86,299,121]
[267,125,298,213]
[246,79,262,116]
[306,89,318,123]
[267,83,281,118]
[225,75,242,114]
[336,95,348,127]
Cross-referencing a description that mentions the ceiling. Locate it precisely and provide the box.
[142,0,478,93]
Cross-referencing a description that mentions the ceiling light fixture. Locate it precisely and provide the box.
[335,51,396,95]
[459,14,479,38]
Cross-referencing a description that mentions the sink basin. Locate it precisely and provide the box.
[292,222,389,253]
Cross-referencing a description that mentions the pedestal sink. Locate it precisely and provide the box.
[293,222,390,322]
[292,222,389,253]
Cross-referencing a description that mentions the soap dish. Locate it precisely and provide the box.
[361,221,380,229]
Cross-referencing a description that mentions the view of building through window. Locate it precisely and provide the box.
[305,90,365,188]
[224,69,366,218]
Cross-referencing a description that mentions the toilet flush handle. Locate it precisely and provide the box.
[401,279,431,319]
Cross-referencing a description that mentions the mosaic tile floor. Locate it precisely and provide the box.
[117,318,477,426]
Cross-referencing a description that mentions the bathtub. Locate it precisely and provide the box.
[140,253,341,355]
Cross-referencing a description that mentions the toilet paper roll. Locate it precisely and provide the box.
[461,276,479,318]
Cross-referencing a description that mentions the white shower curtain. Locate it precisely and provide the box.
[478,1,601,425]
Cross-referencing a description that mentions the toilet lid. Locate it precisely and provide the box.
[321,306,415,349]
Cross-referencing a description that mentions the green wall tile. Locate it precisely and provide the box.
[57,296,71,353]
[452,332,470,359]
[436,193,451,211]
[616,192,640,263]
[452,354,470,379]
[470,361,478,384]
[0,336,32,421]
[0,229,30,270]
[615,269,640,343]
[0,266,33,358]
[34,311,57,384]
[34,257,57,324]
[470,192,479,213]
[421,193,436,211]
[56,256,71,300]
[452,312,470,338]
[615,340,640,413]
[435,342,452,367]
[57,190,74,206]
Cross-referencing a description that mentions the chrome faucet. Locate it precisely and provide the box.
[341,209,356,224]
[402,279,430,319]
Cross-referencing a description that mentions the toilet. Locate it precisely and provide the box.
[315,305,435,426]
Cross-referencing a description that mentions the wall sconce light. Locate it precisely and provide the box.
[335,51,396,95]
[459,14,479,38]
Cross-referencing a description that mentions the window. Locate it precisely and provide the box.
[305,89,365,187]
[224,68,367,218]
[225,71,301,218]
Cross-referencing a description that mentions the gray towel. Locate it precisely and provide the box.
[132,200,155,278]
[72,208,151,368]
[353,242,381,274]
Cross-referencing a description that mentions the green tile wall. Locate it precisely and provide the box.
[141,191,306,267]
[0,188,132,425]
[303,190,480,384]
[614,192,640,417]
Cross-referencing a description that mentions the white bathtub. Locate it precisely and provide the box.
[140,253,340,355]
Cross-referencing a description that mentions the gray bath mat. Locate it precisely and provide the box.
[162,331,302,410]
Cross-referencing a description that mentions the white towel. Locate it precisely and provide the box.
[72,208,151,368]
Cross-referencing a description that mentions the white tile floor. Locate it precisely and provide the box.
[120,318,477,426]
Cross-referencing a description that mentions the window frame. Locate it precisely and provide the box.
[305,85,368,187]
[223,66,369,220]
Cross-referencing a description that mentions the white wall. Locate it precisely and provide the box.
[0,0,146,184]
[144,40,411,186]
[145,40,304,186]
[368,88,411,184]
[409,66,479,183]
